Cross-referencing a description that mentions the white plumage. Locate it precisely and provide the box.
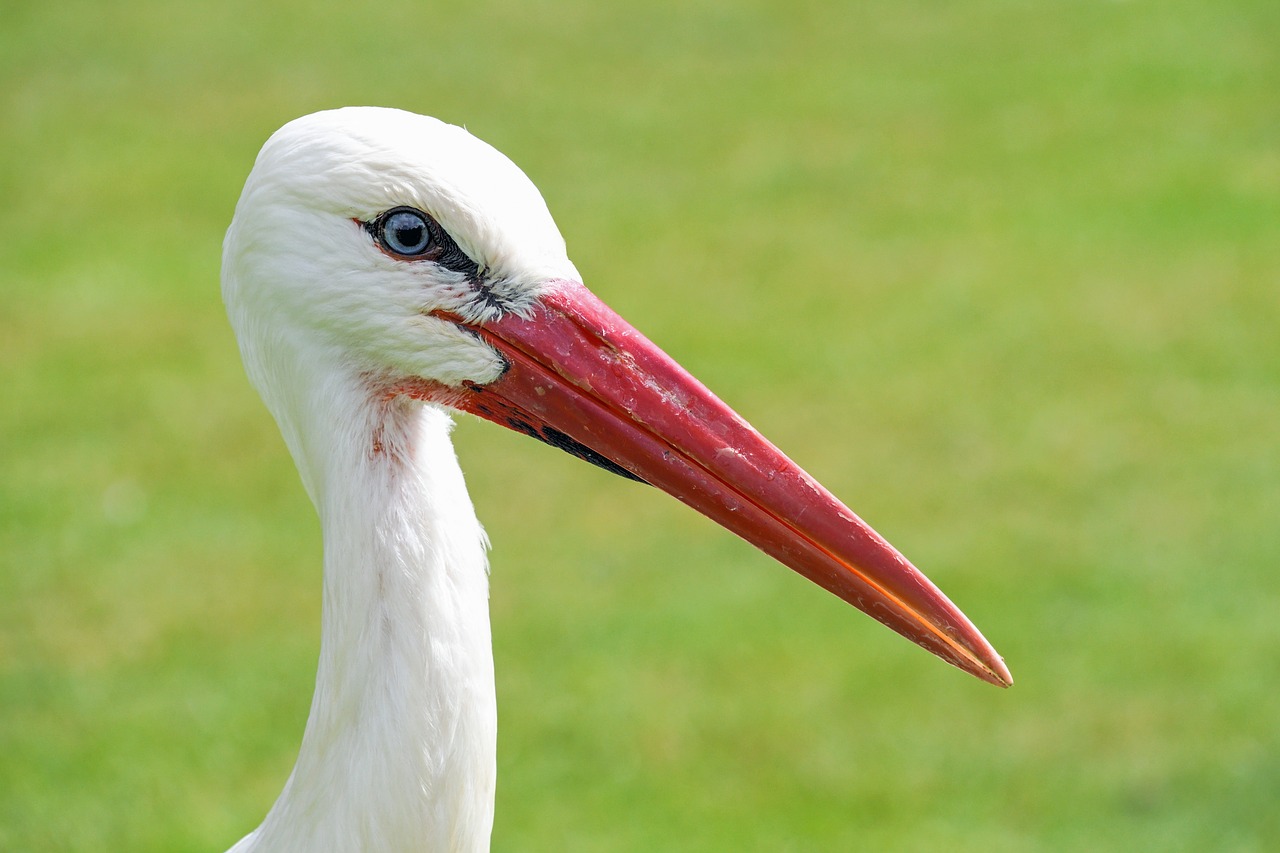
[223,109,524,851]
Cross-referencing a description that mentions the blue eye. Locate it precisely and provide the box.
[366,206,480,278]
[376,208,434,257]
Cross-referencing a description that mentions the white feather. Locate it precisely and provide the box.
[221,107,576,852]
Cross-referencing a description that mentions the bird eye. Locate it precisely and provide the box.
[364,206,481,280]
[375,208,435,257]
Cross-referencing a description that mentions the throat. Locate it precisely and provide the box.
[238,402,496,853]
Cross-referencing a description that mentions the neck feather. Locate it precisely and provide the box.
[231,376,496,853]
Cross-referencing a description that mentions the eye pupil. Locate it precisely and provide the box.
[380,209,433,256]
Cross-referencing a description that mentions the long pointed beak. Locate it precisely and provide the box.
[439,280,1011,687]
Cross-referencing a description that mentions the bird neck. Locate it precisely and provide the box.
[234,382,497,853]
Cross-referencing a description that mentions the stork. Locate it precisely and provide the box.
[220,107,1010,852]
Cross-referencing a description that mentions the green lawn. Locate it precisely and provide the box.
[3,0,1278,849]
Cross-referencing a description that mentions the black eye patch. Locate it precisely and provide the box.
[365,207,481,280]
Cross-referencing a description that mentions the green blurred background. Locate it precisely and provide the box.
[2,0,1277,849]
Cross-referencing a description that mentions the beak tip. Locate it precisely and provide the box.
[989,660,1014,688]
[970,646,1013,688]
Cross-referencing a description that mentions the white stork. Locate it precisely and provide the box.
[220,107,1010,852]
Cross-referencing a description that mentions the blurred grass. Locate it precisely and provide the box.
[2,0,1278,849]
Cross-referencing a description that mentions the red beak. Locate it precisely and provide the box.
[437,280,1011,687]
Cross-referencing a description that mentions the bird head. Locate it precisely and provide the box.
[223,107,574,394]
[222,107,1011,687]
